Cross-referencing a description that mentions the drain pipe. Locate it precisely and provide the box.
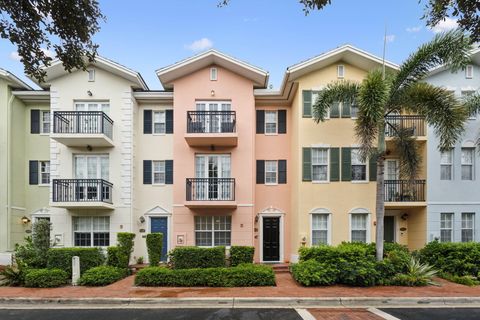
[5,93,14,251]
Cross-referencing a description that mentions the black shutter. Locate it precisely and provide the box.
[256,160,265,184]
[31,110,40,134]
[166,110,174,134]
[302,148,312,181]
[256,110,265,134]
[278,110,287,134]
[369,156,377,181]
[302,90,312,117]
[143,160,152,184]
[29,160,39,185]
[278,160,287,184]
[143,110,152,134]
[165,160,173,184]
[341,148,352,181]
[330,148,340,182]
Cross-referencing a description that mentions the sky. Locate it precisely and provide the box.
[0,0,460,90]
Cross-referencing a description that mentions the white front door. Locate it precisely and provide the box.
[385,159,400,201]
[195,154,231,200]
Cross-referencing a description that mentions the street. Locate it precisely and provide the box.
[380,308,480,320]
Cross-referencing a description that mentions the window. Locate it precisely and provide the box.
[41,111,50,134]
[74,155,109,180]
[350,101,359,118]
[39,161,50,185]
[466,65,473,79]
[265,111,277,134]
[351,213,368,243]
[265,160,277,184]
[312,214,329,245]
[351,149,367,181]
[210,67,217,81]
[461,148,474,180]
[440,149,453,180]
[195,216,231,247]
[440,213,453,242]
[461,213,475,242]
[337,65,345,78]
[462,91,477,119]
[88,69,95,82]
[153,111,166,134]
[312,148,328,182]
[152,160,166,184]
[73,216,110,247]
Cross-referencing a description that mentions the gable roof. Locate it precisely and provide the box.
[31,55,148,90]
[0,68,32,90]
[427,47,480,77]
[156,49,269,90]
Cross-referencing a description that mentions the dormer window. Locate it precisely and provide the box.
[210,67,217,81]
[88,69,95,82]
[466,65,473,79]
[337,65,345,78]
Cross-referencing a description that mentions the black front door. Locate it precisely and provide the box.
[263,217,280,261]
[384,216,395,243]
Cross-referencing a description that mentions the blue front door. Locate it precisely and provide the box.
[150,217,168,261]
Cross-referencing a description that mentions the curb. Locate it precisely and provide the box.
[2,297,480,308]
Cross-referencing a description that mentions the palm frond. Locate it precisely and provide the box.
[312,80,360,123]
[399,82,468,151]
[392,128,422,181]
[355,69,390,159]
[389,30,472,104]
[462,92,480,116]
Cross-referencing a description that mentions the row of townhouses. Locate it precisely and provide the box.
[0,45,479,263]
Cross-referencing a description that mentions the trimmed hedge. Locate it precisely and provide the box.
[116,232,135,269]
[135,264,275,287]
[106,246,120,268]
[47,248,105,276]
[24,268,68,288]
[291,260,337,286]
[169,246,225,269]
[230,246,254,267]
[146,233,163,266]
[79,266,127,286]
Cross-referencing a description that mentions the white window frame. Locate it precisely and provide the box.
[210,67,218,81]
[350,101,359,119]
[264,110,278,135]
[74,101,110,114]
[440,212,454,242]
[153,110,166,134]
[88,69,95,82]
[461,212,475,242]
[311,91,330,119]
[351,148,368,182]
[152,160,166,185]
[337,65,345,78]
[40,110,50,134]
[265,160,278,185]
[440,149,453,180]
[74,154,109,180]
[311,148,329,183]
[462,91,477,120]
[466,65,473,79]
[349,210,370,243]
[461,147,475,180]
[72,216,110,247]
[310,210,331,245]
[39,161,50,185]
[194,216,231,247]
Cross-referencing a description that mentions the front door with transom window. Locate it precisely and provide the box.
[150,217,168,261]
[262,217,280,262]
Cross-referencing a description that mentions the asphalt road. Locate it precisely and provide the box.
[381,308,480,320]
[0,308,303,320]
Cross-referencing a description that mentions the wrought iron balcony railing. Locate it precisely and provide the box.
[187,111,236,134]
[385,115,425,137]
[186,178,235,201]
[384,180,426,202]
[52,179,113,203]
[53,111,113,139]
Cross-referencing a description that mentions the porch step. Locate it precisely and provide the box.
[269,263,290,274]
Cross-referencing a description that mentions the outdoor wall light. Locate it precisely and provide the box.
[401,213,409,221]
[87,90,93,96]
[139,216,145,223]
[210,90,215,96]
[21,216,31,224]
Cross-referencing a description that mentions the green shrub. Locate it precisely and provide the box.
[47,248,104,276]
[230,246,254,267]
[116,232,135,269]
[0,259,29,286]
[14,237,42,268]
[419,241,480,277]
[291,260,338,286]
[79,266,127,286]
[135,264,275,287]
[24,268,68,288]
[169,246,225,269]
[376,249,411,284]
[146,233,163,266]
[106,246,120,268]
[31,219,51,267]
[391,274,428,286]
[441,273,480,286]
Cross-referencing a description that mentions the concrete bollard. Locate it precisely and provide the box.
[72,256,80,286]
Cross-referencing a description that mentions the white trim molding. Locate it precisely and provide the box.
[258,207,285,263]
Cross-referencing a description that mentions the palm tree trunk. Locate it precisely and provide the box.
[375,126,386,261]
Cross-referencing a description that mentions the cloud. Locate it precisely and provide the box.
[430,17,458,33]
[184,38,213,52]
[40,47,55,58]
[385,34,396,43]
[9,51,21,61]
[406,26,422,33]
[10,48,55,61]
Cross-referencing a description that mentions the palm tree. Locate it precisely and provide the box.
[312,30,473,261]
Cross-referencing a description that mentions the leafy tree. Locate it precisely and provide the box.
[0,0,105,82]
[312,30,473,261]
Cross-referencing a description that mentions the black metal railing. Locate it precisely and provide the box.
[186,178,235,201]
[384,180,426,202]
[53,111,113,139]
[187,111,236,134]
[385,115,426,137]
[52,179,113,204]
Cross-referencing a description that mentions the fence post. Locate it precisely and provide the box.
[72,256,80,285]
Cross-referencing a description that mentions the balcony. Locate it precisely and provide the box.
[384,180,426,207]
[51,179,114,209]
[385,115,426,139]
[185,111,237,147]
[51,111,114,147]
[185,178,236,208]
